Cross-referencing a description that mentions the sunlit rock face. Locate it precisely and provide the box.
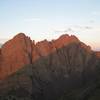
[32,34,80,61]
[95,52,100,58]
[0,33,33,79]
[0,33,98,79]
[52,34,79,49]
[0,33,100,100]
[0,33,81,79]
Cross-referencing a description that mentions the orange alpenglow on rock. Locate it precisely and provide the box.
[52,34,80,49]
[0,33,92,79]
[0,33,32,79]
[95,52,100,58]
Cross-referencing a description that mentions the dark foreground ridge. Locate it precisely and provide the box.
[0,33,100,100]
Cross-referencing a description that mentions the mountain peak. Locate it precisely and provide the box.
[52,34,80,49]
[0,33,94,79]
[13,33,26,40]
[0,33,100,100]
[58,34,69,39]
[58,34,79,41]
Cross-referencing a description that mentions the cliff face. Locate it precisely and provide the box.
[95,52,100,58]
[29,43,99,100]
[0,33,81,79]
[0,33,98,79]
[0,33,100,100]
[0,33,33,79]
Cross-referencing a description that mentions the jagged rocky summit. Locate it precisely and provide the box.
[0,33,85,79]
[0,33,100,100]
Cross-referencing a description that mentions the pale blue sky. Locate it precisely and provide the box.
[0,0,100,50]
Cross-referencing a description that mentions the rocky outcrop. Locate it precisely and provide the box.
[32,34,80,61]
[32,40,55,61]
[0,33,33,79]
[95,52,100,58]
[52,34,79,48]
[29,42,99,100]
[0,43,99,100]
[0,33,81,79]
[0,33,100,100]
[0,33,98,79]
